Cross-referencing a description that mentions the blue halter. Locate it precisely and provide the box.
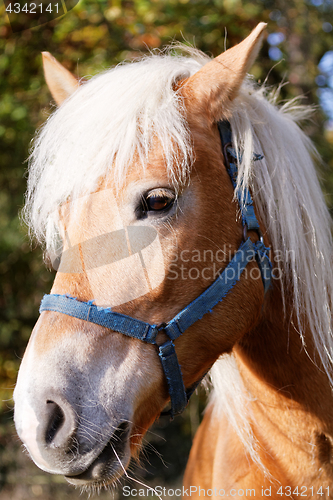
[39,120,272,419]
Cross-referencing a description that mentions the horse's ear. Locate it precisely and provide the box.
[183,22,267,121]
[42,52,80,106]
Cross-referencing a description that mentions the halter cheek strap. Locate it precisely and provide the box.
[39,120,272,419]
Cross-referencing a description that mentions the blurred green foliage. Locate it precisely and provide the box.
[0,0,333,498]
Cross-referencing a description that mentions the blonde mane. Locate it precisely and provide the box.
[24,47,333,469]
[211,82,333,470]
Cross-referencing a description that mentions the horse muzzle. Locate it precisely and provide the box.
[14,390,132,485]
[65,422,131,486]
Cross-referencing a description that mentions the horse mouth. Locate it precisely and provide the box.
[65,421,131,486]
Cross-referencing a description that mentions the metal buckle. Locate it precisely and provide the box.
[154,322,169,347]
[256,229,264,244]
[223,142,233,169]
[243,223,264,244]
[243,223,248,241]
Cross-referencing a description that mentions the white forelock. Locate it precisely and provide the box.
[24,50,209,252]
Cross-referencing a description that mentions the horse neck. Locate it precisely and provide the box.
[234,278,333,446]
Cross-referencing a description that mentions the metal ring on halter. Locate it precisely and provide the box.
[255,228,264,244]
[155,322,168,345]
[243,224,264,244]
[223,142,233,169]
[243,224,248,241]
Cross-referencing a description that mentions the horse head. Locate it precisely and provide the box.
[14,24,269,487]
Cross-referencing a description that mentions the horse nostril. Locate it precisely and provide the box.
[40,396,77,451]
[45,401,65,445]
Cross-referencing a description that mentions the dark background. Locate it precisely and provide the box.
[1,0,333,498]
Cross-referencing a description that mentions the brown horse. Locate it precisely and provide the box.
[14,23,333,497]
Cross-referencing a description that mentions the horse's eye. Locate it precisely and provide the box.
[143,189,175,213]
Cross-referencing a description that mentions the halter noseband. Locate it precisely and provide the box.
[39,120,272,419]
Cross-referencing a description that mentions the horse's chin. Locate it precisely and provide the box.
[65,422,131,487]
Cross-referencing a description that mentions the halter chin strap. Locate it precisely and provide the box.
[39,120,272,419]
